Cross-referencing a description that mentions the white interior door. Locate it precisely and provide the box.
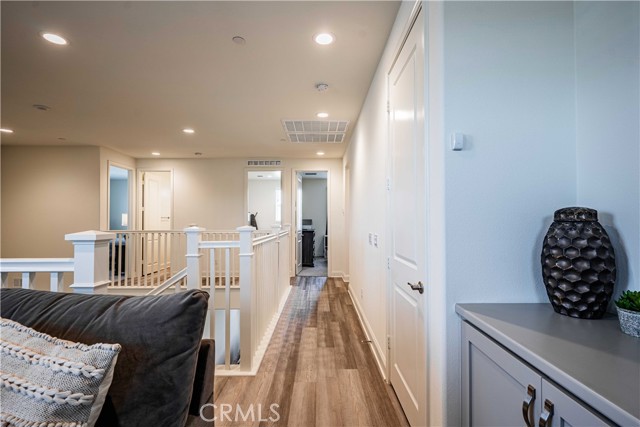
[295,173,303,275]
[388,9,427,427]
[142,171,172,273]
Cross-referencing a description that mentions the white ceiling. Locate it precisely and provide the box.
[1,1,400,159]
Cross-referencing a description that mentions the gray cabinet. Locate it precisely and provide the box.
[462,322,612,427]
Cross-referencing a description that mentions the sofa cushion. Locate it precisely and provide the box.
[0,317,121,427]
[0,288,209,427]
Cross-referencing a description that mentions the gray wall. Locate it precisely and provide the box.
[109,178,129,230]
[575,1,640,300]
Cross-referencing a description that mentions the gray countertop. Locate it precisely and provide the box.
[456,303,640,427]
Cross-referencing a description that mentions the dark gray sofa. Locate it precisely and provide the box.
[0,288,214,427]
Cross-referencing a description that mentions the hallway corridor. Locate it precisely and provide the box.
[213,277,409,426]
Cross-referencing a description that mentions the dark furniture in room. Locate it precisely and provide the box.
[108,236,126,276]
[302,230,315,267]
[0,288,215,427]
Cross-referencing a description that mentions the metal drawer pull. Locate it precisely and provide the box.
[522,384,536,427]
[538,399,554,427]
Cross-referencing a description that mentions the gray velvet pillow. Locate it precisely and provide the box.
[0,288,209,427]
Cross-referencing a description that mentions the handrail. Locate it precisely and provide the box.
[252,234,279,246]
[0,258,74,272]
[199,241,241,250]
[146,268,187,296]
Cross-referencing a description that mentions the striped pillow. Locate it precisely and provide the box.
[0,318,121,427]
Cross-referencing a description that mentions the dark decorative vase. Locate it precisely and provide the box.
[541,207,616,319]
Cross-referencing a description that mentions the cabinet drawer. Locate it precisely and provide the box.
[462,322,541,427]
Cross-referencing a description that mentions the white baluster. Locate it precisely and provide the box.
[22,272,35,289]
[50,272,63,292]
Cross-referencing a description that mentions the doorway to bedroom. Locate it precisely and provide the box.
[295,171,328,277]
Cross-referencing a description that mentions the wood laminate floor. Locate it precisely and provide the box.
[213,276,410,427]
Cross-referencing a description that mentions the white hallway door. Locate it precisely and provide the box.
[388,8,427,427]
[142,171,172,273]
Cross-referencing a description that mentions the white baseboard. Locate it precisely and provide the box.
[347,287,387,381]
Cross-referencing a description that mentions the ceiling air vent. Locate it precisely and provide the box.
[282,120,349,143]
[247,160,281,166]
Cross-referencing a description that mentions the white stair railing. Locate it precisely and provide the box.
[106,229,271,290]
[184,224,291,375]
[0,258,74,292]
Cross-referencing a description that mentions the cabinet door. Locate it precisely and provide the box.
[462,322,541,427]
[539,380,613,427]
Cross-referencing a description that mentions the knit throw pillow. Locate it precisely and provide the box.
[0,318,121,427]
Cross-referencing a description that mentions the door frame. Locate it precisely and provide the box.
[243,167,284,230]
[291,168,331,276]
[107,161,135,231]
[137,168,175,231]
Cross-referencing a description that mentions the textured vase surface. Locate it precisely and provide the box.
[541,207,616,319]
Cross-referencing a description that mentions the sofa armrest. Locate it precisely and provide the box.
[189,339,215,417]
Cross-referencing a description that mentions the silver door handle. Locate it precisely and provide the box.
[522,385,536,427]
[407,281,424,294]
[538,399,554,427]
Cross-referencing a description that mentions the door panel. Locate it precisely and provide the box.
[388,8,426,426]
[142,171,172,274]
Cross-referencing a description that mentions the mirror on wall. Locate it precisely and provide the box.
[246,170,282,230]
[108,164,132,230]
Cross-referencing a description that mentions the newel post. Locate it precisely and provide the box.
[185,226,203,290]
[65,230,115,294]
[238,225,255,372]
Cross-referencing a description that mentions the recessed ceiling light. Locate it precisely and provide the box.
[317,151,325,156]
[314,33,335,45]
[42,33,68,45]
[151,152,161,156]
[232,36,246,45]
[316,112,329,118]
[0,128,14,133]
[183,128,195,134]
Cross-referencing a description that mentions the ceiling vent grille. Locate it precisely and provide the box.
[282,120,349,143]
[247,160,281,166]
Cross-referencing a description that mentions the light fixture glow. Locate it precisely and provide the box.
[316,151,325,156]
[0,128,14,134]
[183,128,195,134]
[316,112,329,118]
[314,33,335,45]
[151,152,161,156]
[42,33,68,45]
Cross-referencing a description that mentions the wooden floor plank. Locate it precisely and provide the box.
[213,277,409,427]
